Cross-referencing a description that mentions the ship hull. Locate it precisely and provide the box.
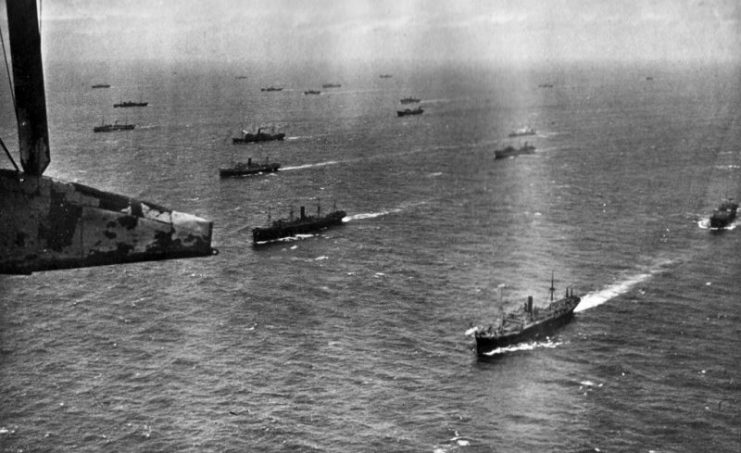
[494,146,535,159]
[219,164,280,177]
[114,102,148,108]
[233,133,285,144]
[475,305,577,356]
[252,211,346,244]
[397,108,423,117]
[93,124,135,132]
[709,211,737,229]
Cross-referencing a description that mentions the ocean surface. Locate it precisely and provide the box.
[1,60,740,452]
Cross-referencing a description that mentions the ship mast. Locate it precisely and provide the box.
[6,0,50,176]
[549,271,555,301]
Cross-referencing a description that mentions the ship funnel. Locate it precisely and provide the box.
[300,206,306,219]
[248,158,252,165]
[549,271,556,301]
[526,296,533,313]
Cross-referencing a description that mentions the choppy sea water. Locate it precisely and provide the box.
[1,61,740,452]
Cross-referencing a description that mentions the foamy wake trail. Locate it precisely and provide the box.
[282,160,340,171]
[483,339,562,356]
[342,201,428,222]
[574,259,674,312]
[343,208,402,222]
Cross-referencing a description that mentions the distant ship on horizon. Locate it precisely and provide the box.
[494,142,536,159]
[397,106,424,117]
[91,83,110,89]
[93,120,135,133]
[114,100,148,108]
[508,127,536,137]
[233,126,285,144]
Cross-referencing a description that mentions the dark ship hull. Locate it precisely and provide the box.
[475,308,576,354]
[400,97,420,104]
[397,107,423,117]
[94,124,135,132]
[508,128,536,137]
[233,133,285,143]
[253,210,346,244]
[474,289,580,356]
[220,163,280,177]
[91,84,110,89]
[114,102,148,108]
[709,200,738,229]
[494,144,536,159]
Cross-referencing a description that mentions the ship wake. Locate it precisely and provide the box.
[574,260,674,313]
[282,160,341,171]
[342,201,428,222]
[481,338,562,356]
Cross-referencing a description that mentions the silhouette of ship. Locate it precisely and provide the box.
[114,100,148,108]
[261,86,283,92]
[304,90,321,95]
[322,83,341,88]
[232,126,285,144]
[379,74,393,79]
[219,158,280,177]
[397,106,424,117]
[508,127,536,137]
[473,275,580,356]
[0,1,214,274]
[91,83,110,89]
[709,199,738,229]
[93,121,135,133]
[253,204,346,244]
[494,142,535,159]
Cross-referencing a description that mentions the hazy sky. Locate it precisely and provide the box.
[12,0,741,65]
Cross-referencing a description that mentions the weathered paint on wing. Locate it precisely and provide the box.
[0,170,215,274]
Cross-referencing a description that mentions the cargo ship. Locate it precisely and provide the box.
[709,199,738,229]
[473,276,580,356]
[233,126,285,144]
[114,100,148,108]
[253,205,346,244]
[494,142,536,159]
[508,127,536,137]
[219,158,280,177]
[93,121,135,133]
[397,106,424,117]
